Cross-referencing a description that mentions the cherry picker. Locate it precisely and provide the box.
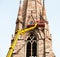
[6,24,37,57]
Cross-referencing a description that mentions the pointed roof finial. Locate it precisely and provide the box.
[42,0,45,16]
[43,0,44,7]
[20,0,21,5]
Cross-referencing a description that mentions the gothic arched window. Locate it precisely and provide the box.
[26,34,37,57]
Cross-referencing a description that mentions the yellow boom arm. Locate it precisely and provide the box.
[6,24,37,57]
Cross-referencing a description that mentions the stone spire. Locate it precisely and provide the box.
[11,0,55,57]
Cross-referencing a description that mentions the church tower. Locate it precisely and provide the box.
[11,0,55,57]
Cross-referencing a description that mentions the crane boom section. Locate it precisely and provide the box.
[6,24,37,57]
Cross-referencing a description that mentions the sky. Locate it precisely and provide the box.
[0,0,60,57]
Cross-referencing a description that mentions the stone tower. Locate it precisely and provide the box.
[11,0,55,57]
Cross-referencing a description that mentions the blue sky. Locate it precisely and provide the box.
[0,0,60,57]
